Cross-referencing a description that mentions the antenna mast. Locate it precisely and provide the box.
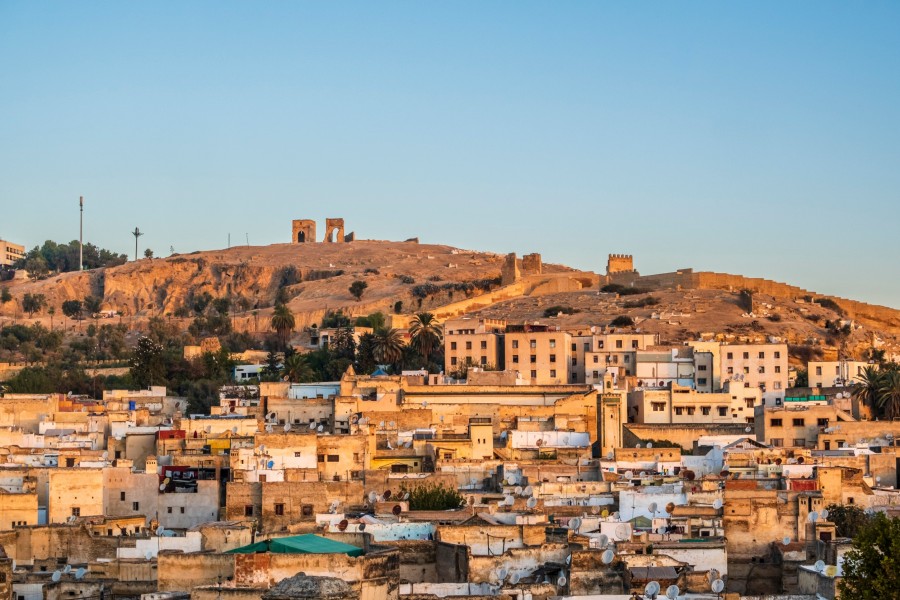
[131,227,144,261]
[79,196,84,271]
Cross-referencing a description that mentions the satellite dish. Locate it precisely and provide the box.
[782,536,791,546]
[808,511,819,523]
[569,517,582,531]
[145,550,153,560]
[565,554,572,565]
[392,504,402,516]
[526,497,537,509]
[316,425,324,433]
[665,502,676,514]
[497,567,508,581]
[636,443,642,448]
[75,568,86,580]
[338,519,349,531]
[648,502,658,514]
[876,476,882,484]
[515,486,523,496]
[503,495,514,506]
[52,571,61,582]
[282,423,290,432]
[384,489,392,500]
[615,524,629,540]
[101,451,108,460]
[63,565,71,574]
[523,486,533,497]
[267,460,274,468]
[814,560,825,573]
[557,575,567,587]
[666,584,680,599]
[232,426,238,434]
[598,534,609,548]
[591,506,600,515]
[308,422,316,430]
[509,573,520,585]
[358,523,366,531]
[646,442,653,449]
[713,499,723,510]
[745,426,752,433]
[265,425,273,433]
[601,548,615,564]
[403,492,410,500]
[645,581,661,597]
[159,483,167,491]
[624,471,634,479]
[711,579,725,594]
[820,508,830,520]
[601,509,609,518]
[155,526,164,535]
[368,491,378,503]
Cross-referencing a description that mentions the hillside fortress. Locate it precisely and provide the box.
[291,218,355,244]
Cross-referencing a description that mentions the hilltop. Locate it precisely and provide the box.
[1,239,898,363]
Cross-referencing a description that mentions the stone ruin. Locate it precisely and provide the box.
[501,252,543,285]
[606,253,635,275]
[291,218,355,244]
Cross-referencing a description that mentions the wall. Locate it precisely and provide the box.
[48,469,104,523]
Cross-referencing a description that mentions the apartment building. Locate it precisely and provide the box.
[0,239,25,267]
[629,382,761,425]
[808,360,874,388]
[504,326,573,385]
[443,317,506,374]
[720,343,789,405]
[583,333,658,386]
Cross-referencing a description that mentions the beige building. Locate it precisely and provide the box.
[754,403,855,448]
[48,469,104,523]
[720,343,789,405]
[443,317,506,374]
[504,327,573,384]
[808,360,874,388]
[629,383,761,425]
[0,239,25,267]
[582,333,658,386]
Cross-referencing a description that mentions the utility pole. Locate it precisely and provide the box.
[131,227,144,261]
[79,196,84,271]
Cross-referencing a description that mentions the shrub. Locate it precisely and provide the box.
[400,482,465,511]
[396,274,415,284]
[623,296,660,309]
[601,283,651,296]
[610,315,635,328]
[543,305,577,318]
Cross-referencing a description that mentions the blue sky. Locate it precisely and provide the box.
[2,2,898,307]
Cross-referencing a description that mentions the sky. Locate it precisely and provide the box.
[1,2,899,307]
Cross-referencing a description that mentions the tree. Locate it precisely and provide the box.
[838,512,900,599]
[84,296,102,318]
[0,288,11,304]
[129,336,166,388]
[371,327,404,366]
[826,504,872,538]
[144,248,154,259]
[282,353,315,383]
[22,293,46,317]
[409,312,442,362]
[349,280,368,301]
[48,306,56,330]
[794,368,808,388]
[62,299,84,321]
[852,366,883,417]
[400,482,465,511]
[610,315,635,328]
[24,256,49,280]
[270,303,295,349]
[877,371,900,420]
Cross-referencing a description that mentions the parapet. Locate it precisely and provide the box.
[607,253,635,275]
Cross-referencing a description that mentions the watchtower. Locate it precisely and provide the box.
[606,254,635,275]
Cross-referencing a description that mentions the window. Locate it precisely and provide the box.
[550,370,557,378]
[718,407,727,417]
[71,507,80,517]
[465,341,472,350]
[774,382,782,390]
[353,452,360,462]
[530,355,537,363]
[244,505,254,517]
[598,340,605,349]
[651,402,666,412]
[480,356,487,365]
[632,340,639,349]
[624,355,630,363]
[698,365,707,371]
[727,367,734,374]
[593,355,599,363]
[687,407,695,415]
[530,340,537,349]
[450,357,457,366]
[771,438,783,447]
[774,351,781,359]
[275,503,285,516]
[167,507,173,514]
[793,418,805,426]
[698,378,707,386]
[317,454,325,463]
[744,398,755,409]
[584,342,590,351]
[793,439,806,447]
[530,370,537,378]
[816,366,822,375]
[743,367,750,374]
[550,354,557,363]
[701,407,710,415]
[120,491,126,501]
[327,455,339,462]
[775,366,781,373]
[480,340,487,349]
[770,419,783,427]
[571,343,576,351]
[817,418,829,427]
[571,357,577,366]
[549,339,556,348]
[759,366,766,373]
[512,340,519,349]
[132,502,140,511]
[743,352,749,359]
[758,351,765,359]
[726,352,733,359]
[450,342,457,350]
[302,504,313,517]
[180,507,185,514]
[675,407,684,415]
[512,355,519,363]
[616,340,623,349]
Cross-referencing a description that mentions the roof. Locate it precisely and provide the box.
[227,534,363,557]
[629,566,678,581]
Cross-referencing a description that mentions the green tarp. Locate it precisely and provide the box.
[226,534,364,557]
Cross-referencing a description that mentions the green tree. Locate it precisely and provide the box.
[409,312,442,362]
[261,350,282,381]
[349,280,368,301]
[84,296,102,318]
[22,293,46,317]
[144,248,154,259]
[270,303,295,349]
[371,327,404,367]
[62,299,84,321]
[129,336,166,388]
[838,512,900,599]
[826,504,872,538]
[852,366,884,417]
[282,353,315,383]
[356,332,378,374]
[610,315,635,328]
[878,371,900,420]
[0,288,11,304]
[24,256,49,280]
[400,482,465,511]
[794,368,808,388]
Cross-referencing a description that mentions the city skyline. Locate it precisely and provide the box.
[2,2,898,307]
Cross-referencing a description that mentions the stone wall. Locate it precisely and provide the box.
[624,423,750,451]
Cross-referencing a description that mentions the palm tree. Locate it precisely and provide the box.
[282,353,315,383]
[852,366,883,418]
[409,312,442,362]
[877,371,900,420]
[372,327,404,366]
[270,303,295,349]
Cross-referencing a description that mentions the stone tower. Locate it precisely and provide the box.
[606,254,635,275]
[292,220,317,244]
